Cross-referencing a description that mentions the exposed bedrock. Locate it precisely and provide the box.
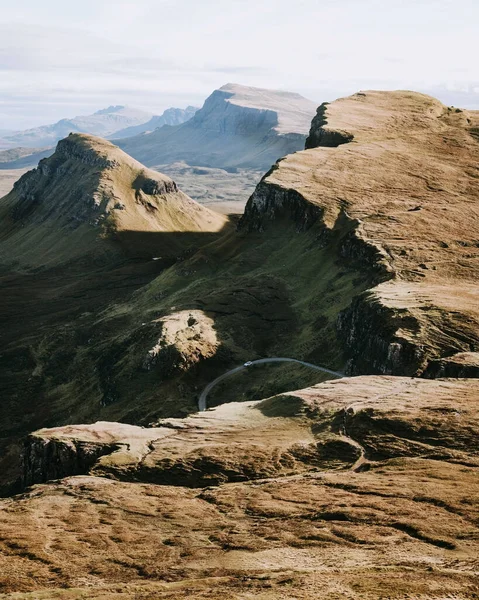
[18,377,479,492]
[238,181,324,232]
[423,352,479,378]
[337,292,426,376]
[305,102,355,148]
[23,434,117,488]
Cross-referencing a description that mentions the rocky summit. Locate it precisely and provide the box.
[0,90,478,599]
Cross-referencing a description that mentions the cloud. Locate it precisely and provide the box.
[0,1,478,128]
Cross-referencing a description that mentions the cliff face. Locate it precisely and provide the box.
[189,89,278,135]
[23,434,116,488]
[117,83,317,170]
[305,102,355,148]
[20,376,479,489]
[240,91,479,375]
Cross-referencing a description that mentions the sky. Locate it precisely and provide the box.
[0,0,478,130]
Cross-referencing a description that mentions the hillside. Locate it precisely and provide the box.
[111,106,199,139]
[0,133,227,268]
[0,90,477,470]
[2,376,479,598]
[0,135,229,466]
[2,106,153,148]
[1,89,479,599]
[240,90,479,375]
[117,83,318,170]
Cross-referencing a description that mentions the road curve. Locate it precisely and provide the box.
[198,358,344,411]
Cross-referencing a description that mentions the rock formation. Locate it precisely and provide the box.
[2,376,478,599]
[240,90,479,375]
[117,83,318,170]
[0,133,227,268]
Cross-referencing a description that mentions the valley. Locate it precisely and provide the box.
[0,87,478,599]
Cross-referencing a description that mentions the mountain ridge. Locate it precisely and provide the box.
[117,83,318,169]
[111,106,199,139]
[2,106,154,148]
[0,133,228,269]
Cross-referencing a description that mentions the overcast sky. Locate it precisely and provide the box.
[1,0,478,129]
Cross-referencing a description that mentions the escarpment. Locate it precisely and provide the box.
[240,90,479,375]
[19,376,479,488]
[117,83,318,170]
[23,433,118,488]
[305,102,355,148]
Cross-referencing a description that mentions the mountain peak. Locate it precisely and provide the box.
[0,134,227,268]
[210,83,317,134]
[117,83,318,169]
[94,105,127,115]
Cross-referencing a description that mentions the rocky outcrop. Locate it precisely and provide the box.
[54,134,121,169]
[337,291,426,376]
[238,180,324,232]
[423,352,479,378]
[338,282,479,376]
[141,310,219,373]
[18,376,479,492]
[23,434,117,487]
[305,102,354,148]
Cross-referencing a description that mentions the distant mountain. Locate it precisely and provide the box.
[0,147,46,163]
[0,105,201,169]
[117,83,318,170]
[3,106,154,148]
[111,106,199,139]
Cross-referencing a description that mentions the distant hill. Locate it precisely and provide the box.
[0,105,200,171]
[0,133,228,269]
[0,146,46,163]
[111,106,199,139]
[2,106,154,148]
[117,83,318,170]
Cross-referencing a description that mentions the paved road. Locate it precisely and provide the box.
[198,358,344,411]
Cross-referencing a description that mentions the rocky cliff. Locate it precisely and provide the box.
[240,91,479,375]
[21,376,479,487]
[117,83,317,170]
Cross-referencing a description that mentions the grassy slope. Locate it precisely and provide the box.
[28,216,372,430]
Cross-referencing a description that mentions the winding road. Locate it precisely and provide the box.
[198,358,344,411]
